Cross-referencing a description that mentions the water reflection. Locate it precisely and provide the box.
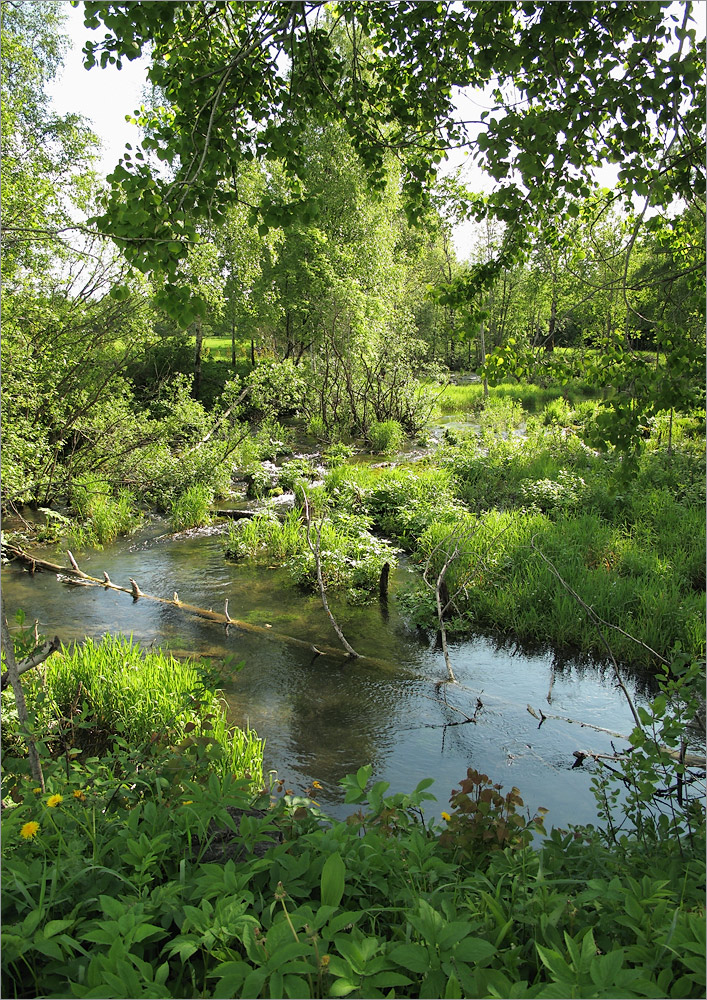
[1,522,650,827]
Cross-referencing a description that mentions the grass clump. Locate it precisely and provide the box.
[225,508,397,601]
[368,419,404,454]
[2,634,263,787]
[169,482,213,531]
[68,476,139,548]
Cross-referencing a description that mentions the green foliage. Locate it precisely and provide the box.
[592,653,705,849]
[68,476,139,547]
[323,442,355,467]
[169,483,213,532]
[368,420,404,455]
[225,509,397,601]
[278,458,319,492]
[246,361,309,419]
[1,634,263,785]
[2,743,703,999]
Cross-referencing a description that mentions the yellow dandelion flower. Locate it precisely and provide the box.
[441,811,451,822]
[21,821,40,839]
[73,790,86,801]
[32,787,42,795]
[312,780,323,790]
[46,794,63,808]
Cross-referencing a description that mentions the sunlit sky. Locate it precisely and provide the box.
[49,2,705,261]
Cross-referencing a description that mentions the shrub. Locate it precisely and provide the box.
[277,458,318,492]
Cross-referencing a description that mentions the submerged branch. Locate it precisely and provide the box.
[1,543,385,668]
[301,493,359,658]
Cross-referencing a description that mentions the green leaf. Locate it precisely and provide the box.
[329,979,359,997]
[453,936,496,963]
[321,852,346,908]
[388,943,431,973]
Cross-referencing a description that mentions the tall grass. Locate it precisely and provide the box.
[369,419,404,454]
[9,635,263,786]
[414,508,705,666]
[169,482,213,531]
[68,475,139,547]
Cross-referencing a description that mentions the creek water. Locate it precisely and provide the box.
[1,513,652,829]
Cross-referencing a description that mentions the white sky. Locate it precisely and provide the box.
[50,2,706,261]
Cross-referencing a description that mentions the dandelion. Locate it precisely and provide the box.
[32,788,42,795]
[73,790,86,801]
[21,821,40,839]
[46,794,63,808]
[441,811,451,821]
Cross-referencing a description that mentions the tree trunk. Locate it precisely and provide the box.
[193,315,204,399]
[231,314,236,366]
[479,317,488,398]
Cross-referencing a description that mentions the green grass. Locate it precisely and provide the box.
[3,634,264,786]
[169,483,214,532]
[436,380,599,415]
[318,409,705,667]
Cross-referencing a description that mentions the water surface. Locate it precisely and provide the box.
[2,516,650,827]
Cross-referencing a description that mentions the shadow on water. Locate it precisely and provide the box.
[2,517,652,826]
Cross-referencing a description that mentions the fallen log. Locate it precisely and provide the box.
[2,543,397,671]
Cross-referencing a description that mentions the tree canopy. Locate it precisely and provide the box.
[75,1,705,315]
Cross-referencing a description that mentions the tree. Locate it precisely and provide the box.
[74,2,704,298]
[1,0,97,282]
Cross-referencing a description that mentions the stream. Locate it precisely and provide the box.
[1,513,653,829]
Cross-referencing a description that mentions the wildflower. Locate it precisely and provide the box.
[441,811,451,822]
[312,780,323,790]
[21,821,40,839]
[182,800,193,806]
[73,790,86,801]
[32,788,42,795]
[46,794,63,808]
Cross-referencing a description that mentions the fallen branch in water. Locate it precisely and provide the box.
[527,704,627,738]
[2,542,393,669]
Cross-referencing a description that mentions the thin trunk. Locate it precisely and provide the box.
[1,607,45,789]
[231,314,236,366]
[479,317,488,398]
[193,316,203,400]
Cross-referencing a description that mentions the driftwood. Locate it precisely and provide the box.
[2,543,392,669]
